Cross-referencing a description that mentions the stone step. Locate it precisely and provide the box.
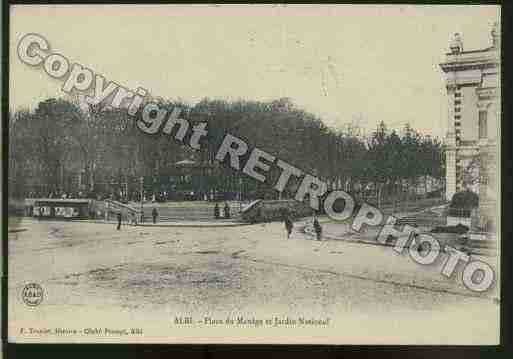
[396,219,444,226]
[396,211,444,227]
[96,200,243,221]
[140,208,240,221]
[143,218,238,222]
[141,207,240,212]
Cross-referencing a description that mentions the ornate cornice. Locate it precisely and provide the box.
[440,61,497,73]
[476,87,497,99]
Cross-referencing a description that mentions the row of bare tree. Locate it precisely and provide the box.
[8,97,445,204]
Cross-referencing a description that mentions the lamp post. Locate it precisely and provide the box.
[239,177,243,211]
[139,176,144,222]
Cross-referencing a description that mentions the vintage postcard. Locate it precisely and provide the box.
[6,4,501,344]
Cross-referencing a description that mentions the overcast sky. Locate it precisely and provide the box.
[10,4,500,138]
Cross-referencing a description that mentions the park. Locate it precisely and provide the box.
[7,7,500,344]
[7,94,499,344]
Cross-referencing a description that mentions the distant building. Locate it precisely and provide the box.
[439,23,500,231]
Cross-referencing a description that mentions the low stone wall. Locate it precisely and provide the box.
[8,199,26,216]
[240,199,313,223]
[446,216,472,227]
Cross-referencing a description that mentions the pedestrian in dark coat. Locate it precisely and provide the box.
[116,212,122,230]
[224,202,231,219]
[313,217,322,241]
[411,224,425,253]
[214,202,220,219]
[152,208,158,224]
[284,216,293,239]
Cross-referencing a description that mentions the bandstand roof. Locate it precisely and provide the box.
[175,159,197,166]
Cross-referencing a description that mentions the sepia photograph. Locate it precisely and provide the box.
[6,4,501,345]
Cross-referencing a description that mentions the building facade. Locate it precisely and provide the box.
[439,23,500,230]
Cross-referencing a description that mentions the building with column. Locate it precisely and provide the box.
[439,23,500,231]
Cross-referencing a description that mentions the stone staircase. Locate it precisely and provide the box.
[95,199,141,220]
[138,202,242,222]
[395,210,445,227]
[22,199,244,222]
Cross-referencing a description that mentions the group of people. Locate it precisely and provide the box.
[116,207,160,230]
[283,213,322,241]
[214,202,231,219]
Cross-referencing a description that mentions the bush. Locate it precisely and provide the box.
[450,190,478,209]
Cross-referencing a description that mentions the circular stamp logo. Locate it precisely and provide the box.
[22,283,44,307]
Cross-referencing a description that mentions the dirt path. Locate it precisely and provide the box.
[8,219,499,344]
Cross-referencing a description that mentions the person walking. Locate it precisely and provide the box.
[313,216,322,241]
[284,216,293,239]
[214,202,220,219]
[224,202,231,219]
[116,212,122,231]
[152,207,158,224]
[411,224,424,253]
[256,207,263,223]
[131,211,138,226]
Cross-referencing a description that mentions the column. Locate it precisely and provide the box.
[445,148,456,201]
